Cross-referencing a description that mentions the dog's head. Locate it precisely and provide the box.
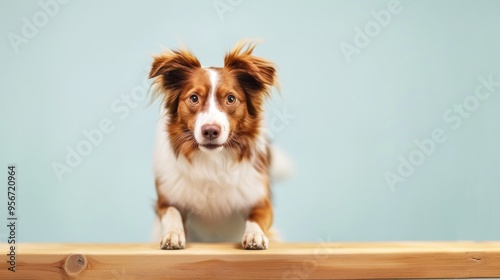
[149,41,278,159]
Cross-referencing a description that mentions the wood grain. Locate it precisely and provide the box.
[1,242,499,279]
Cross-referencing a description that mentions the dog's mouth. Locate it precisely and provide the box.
[199,143,223,150]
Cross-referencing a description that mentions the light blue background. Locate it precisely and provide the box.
[1,0,499,243]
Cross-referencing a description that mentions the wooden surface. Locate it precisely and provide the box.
[1,242,500,279]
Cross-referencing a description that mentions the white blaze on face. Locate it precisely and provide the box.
[194,68,230,152]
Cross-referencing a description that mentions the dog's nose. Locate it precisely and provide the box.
[201,124,221,140]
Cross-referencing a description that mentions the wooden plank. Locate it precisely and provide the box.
[1,242,499,279]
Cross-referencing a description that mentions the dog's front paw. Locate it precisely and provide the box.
[160,230,186,250]
[242,232,269,250]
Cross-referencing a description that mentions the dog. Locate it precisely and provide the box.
[149,40,281,250]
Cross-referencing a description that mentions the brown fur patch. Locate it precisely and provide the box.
[247,197,273,234]
[155,178,169,218]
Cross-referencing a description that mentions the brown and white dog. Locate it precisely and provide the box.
[149,41,280,250]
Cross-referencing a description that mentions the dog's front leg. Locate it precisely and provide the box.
[242,198,273,250]
[159,206,186,249]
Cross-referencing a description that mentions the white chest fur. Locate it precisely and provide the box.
[153,116,267,240]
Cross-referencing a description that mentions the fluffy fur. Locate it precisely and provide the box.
[149,41,278,250]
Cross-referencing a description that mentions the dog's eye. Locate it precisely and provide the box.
[189,94,199,104]
[226,94,236,105]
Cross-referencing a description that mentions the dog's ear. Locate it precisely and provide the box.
[149,49,201,114]
[224,40,278,116]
